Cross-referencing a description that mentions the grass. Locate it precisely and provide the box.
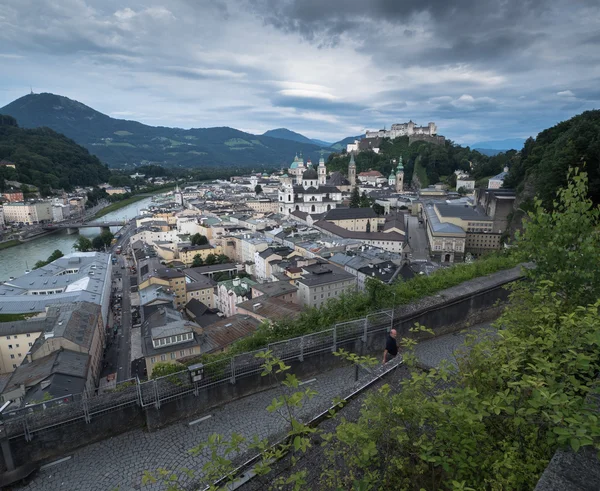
[113,130,133,136]
[224,138,252,147]
[106,142,135,147]
[0,313,40,322]
[413,160,429,188]
[93,195,149,219]
[0,239,20,250]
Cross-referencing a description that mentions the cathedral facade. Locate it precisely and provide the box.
[278,155,342,215]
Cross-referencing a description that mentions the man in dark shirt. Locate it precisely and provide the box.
[383,329,398,364]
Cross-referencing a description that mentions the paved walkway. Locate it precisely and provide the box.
[15,324,491,491]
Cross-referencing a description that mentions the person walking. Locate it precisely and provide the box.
[383,329,398,364]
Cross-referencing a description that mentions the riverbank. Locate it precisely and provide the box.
[93,186,175,219]
[0,239,20,251]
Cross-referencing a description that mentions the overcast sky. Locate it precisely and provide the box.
[0,0,598,144]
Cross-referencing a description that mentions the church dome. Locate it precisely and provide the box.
[302,167,318,180]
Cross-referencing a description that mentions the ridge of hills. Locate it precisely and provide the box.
[0,114,110,192]
[262,128,332,147]
[0,93,346,169]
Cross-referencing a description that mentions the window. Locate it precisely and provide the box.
[171,353,176,360]
[151,357,156,363]
[180,350,185,357]
[15,344,19,348]
[28,342,32,347]
[10,354,14,359]
[177,335,182,342]
[18,353,21,357]
[8,345,12,349]
[160,354,166,361]
[12,364,16,369]
[26,333,30,338]
[5,336,9,340]
[188,348,193,355]
[13,336,17,339]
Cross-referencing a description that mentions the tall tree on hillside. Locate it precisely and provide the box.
[349,186,360,208]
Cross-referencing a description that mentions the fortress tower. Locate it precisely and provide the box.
[318,156,326,185]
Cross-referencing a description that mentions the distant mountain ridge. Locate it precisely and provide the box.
[470,138,526,151]
[262,128,332,147]
[0,93,333,168]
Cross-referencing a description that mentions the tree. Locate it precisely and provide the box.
[92,235,105,251]
[217,254,230,264]
[349,186,360,208]
[151,362,185,379]
[190,233,208,246]
[192,254,204,267]
[100,229,114,247]
[73,236,92,252]
[457,186,468,195]
[515,167,600,307]
[372,203,384,216]
[33,249,64,269]
[205,253,217,265]
[359,191,371,208]
[255,184,263,195]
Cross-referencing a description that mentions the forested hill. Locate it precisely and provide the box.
[0,93,329,168]
[504,109,600,207]
[0,114,110,193]
[326,136,517,189]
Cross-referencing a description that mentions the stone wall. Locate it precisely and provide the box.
[1,265,524,473]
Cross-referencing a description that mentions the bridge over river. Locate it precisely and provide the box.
[41,220,127,232]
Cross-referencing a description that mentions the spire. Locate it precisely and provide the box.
[397,156,404,171]
[349,153,356,166]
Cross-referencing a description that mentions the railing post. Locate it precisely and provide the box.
[82,394,91,424]
[230,357,236,385]
[299,335,304,362]
[23,416,32,442]
[154,380,161,409]
[136,376,143,406]
[332,326,337,352]
[363,317,368,343]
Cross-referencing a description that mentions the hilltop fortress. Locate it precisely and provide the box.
[348,120,445,154]
[366,120,437,139]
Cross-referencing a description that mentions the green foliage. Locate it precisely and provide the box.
[372,203,384,216]
[349,186,360,208]
[0,114,110,190]
[205,253,217,265]
[359,191,372,208]
[504,110,600,206]
[515,168,600,307]
[33,249,63,269]
[92,235,105,251]
[73,236,92,252]
[191,254,204,267]
[100,229,115,247]
[190,233,208,246]
[151,362,186,379]
[255,184,263,195]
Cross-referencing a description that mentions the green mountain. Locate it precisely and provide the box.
[330,135,364,151]
[262,128,331,147]
[0,114,110,193]
[504,110,600,207]
[0,93,329,168]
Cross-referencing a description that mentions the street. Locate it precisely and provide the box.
[406,214,430,261]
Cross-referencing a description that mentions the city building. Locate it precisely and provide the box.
[422,203,467,263]
[357,170,385,185]
[295,262,356,308]
[278,156,342,215]
[251,281,298,304]
[245,198,278,214]
[322,207,384,233]
[0,252,112,324]
[365,121,437,140]
[488,166,509,189]
[475,188,516,234]
[237,295,303,324]
[216,277,257,317]
[2,189,24,202]
[139,267,187,308]
[178,244,223,267]
[183,269,217,308]
[2,201,52,224]
[141,307,202,377]
[0,318,46,374]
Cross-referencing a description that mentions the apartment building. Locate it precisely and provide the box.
[0,318,46,374]
[183,269,217,308]
[295,262,356,308]
[2,201,52,224]
[216,277,257,317]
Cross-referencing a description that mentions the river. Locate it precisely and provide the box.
[0,197,154,281]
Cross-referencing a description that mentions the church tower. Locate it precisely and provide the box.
[318,156,326,185]
[395,156,404,192]
[348,152,356,187]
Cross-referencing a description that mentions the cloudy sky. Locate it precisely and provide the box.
[0,0,598,145]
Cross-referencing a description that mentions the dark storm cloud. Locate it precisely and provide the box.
[270,94,367,114]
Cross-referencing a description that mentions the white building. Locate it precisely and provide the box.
[488,167,509,189]
[216,277,257,317]
[52,204,70,222]
[295,263,356,309]
[365,121,437,140]
[278,156,342,215]
[2,201,53,224]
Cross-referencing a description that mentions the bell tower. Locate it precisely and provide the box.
[318,155,326,185]
[348,152,356,187]
[395,156,404,192]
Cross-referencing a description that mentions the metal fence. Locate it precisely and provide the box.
[1,309,394,439]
